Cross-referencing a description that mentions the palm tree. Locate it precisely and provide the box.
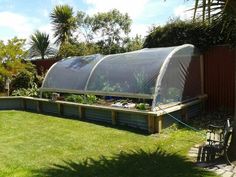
[29,31,55,60]
[50,5,77,46]
[193,0,236,22]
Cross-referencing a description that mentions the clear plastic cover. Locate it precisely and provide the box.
[86,47,176,95]
[41,44,202,110]
[155,46,201,106]
[42,54,103,91]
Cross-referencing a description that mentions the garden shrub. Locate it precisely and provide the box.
[11,82,39,97]
[144,19,236,51]
[10,71,34,91]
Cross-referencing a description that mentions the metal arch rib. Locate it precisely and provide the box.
[40,61,60,98]
[151,44,194,111]
[84,55,111,91]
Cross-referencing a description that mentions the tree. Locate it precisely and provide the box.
[76,11,95,43]
[91,9,132,54]
[50,5,77,46]
[143,19,234,51]
[58,42,99,58]
[0,37,34,79]
[29,31,55,60]
[125,35,144,52]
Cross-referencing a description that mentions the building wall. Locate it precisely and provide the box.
[204,46,236,112]
[31,58,59,75]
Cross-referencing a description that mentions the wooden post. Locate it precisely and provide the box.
[111,110,116,125]
[57,103,63,116]
[181,108,188,122]
[148,115,155,133]
[156,115,163,133]
[36,100,41,113]
[22,99,26,110]
[78,106,85,119]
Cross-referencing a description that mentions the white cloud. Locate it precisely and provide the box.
[84,0,149,19]
[130,24,149,37]
[174,5,193,20]
[38,23,56,43]
[0,11,37,39]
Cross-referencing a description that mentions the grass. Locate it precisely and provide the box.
[0,110,218,177]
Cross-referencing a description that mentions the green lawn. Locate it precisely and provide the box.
[0,110,217,177]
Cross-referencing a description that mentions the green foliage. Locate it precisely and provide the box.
[50,5,77,45]
[76,9,132,55]
[10,71,34,91]
[125,35,144,52]
[58,42,99,58]
[92,9,131,54]
[65,94,97,104]
[29,30,56,60]
[65,94,84,103]
[144,19,236,51]
[11,82,39,97]
[0,37,31,78]
[134,70,148,93]
[135,103,150,110]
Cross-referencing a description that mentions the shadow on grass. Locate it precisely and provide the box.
[34,148,216,177]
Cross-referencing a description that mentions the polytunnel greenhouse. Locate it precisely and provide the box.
[41,44,203,111]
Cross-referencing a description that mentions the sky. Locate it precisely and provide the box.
[0,0,194,43]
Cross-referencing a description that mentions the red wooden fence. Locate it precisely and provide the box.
[31,58,59,75]
[204,46,236,112]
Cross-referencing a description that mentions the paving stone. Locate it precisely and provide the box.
[217,164,227,169]
[215,169,225,175]
[222,171,233,177]
[188,153,198,157]
[191,147,200,151]
[233,167,236,173]
[224,165,234,172]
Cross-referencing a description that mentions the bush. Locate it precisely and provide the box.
[11,83,39,97]
[143,19,236,51]
[10,71,34,92]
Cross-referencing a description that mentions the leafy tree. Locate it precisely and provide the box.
[125,35,144,52]
[50,5,77,46]
[76,11,95,43]
[29,31,55,60]
[143,19,235,51]
[91,9,132,54]
[0,37,33,78]
[58,42,99,58]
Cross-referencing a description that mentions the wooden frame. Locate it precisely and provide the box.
[0,95,206,133]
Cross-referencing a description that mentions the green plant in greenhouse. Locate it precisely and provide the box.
[134,71,148,93]
[135,103,150,110]
[65,94,84,103]
[65,94,97,104]
[83,94,97,104]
